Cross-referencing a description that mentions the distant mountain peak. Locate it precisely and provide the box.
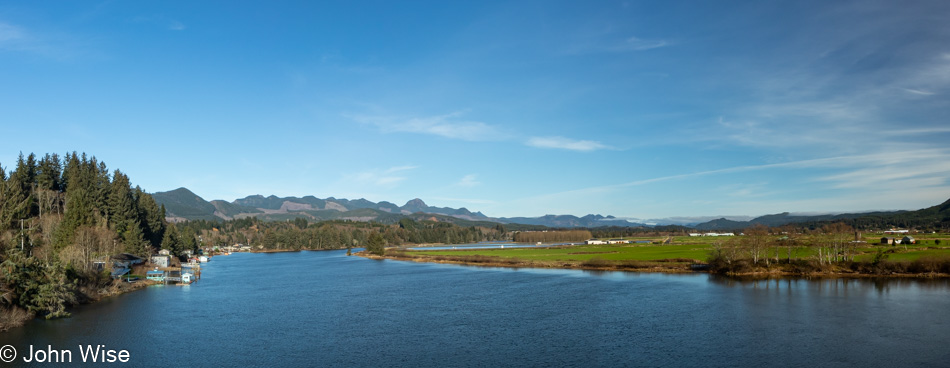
[404,198,427,208]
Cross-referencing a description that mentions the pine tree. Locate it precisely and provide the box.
[122,222,150,257]
[135,186,165,248]
[35,153,62,192]
[366,232,386,255]
[162,223,183,255]
[30,262,77,319]
[107,170,137,238]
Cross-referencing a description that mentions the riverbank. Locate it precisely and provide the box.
[360,250,950,279]
[249,247,351,254]
[0,279,158,332]
[359,251,698,273]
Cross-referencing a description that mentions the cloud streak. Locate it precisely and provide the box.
[616,37,669,51]
[522,149,950,208]
[349,112,504,141]
[347,165,418,187]
[455,174,480,187]
[525,136,609,152]
[0,22,25,43]
[168,20,186,31]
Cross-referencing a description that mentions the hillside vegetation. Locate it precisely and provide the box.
[0,152,171,329]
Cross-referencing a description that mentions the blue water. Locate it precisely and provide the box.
[2,250,949,367]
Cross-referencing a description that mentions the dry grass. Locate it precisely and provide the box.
[0,306,34,332]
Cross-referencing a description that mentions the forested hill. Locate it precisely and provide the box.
[0,152,167,257]
[692,198,950,231]
[0,152,172,322]
[154,187,490,224]
[153,188,650,228]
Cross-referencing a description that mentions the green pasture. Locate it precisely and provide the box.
[409,241,950,264]
[853,246,950,262]
[411,243,713,262]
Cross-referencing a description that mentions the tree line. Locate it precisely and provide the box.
[172,216,509,253]
[0,152,181,324]
[706,222,950,275]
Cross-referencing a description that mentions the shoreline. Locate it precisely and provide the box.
[0,279,160,333]
[249,247,351,254]
[359,251,950,279]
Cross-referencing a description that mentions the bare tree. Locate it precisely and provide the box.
[821,222,854,264]
[743,224,771,265]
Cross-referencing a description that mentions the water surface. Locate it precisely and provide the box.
[3,250,949,367]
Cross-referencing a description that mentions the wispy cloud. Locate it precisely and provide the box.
[130,16,186,31]
[565,34,671,54]
[901,88,935,96]
[687,35,950,155]
[0,20,84,59]
[885,127,950,135]
[430,197,497,205]
[347,165,418,187]
[0,22,25,43]
[615,36,669,51]
[348,112,504,141]
[455,174,480,187]
[168,20,186,31]
[520,149,950,209]
[525,136,609,152]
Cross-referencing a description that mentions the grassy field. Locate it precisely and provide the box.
[853,247,950,262]
[408,241,950,264]
[411,243,711,263]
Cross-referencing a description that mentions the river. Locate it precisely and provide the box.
[2,250,949,367]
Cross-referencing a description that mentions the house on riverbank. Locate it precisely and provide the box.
[146,270,165,281]
[151,255,171,268]
[110,254,145,279]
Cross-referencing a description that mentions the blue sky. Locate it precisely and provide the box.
[2,1,949,221]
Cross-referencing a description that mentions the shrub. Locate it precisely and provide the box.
[619,260,651,269]
[786,259,822,274]
[908,257,950,274]
[582,257,612,268]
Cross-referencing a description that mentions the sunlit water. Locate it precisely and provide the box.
[2,250,949,367]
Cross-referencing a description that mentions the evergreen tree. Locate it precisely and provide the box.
[1,158,35,230]
[35,153,62,192]
[56,161,96,249]
[30,262,77,319]
[366,232,386,255]
[162,223,183,255]
[123,222,150,257]
[107,170,137,238]
[135,187,166,248]
[180,227,198,254]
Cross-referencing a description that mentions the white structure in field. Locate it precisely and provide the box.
[689,233,736,237]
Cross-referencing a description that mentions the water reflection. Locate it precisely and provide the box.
[708,274,950,296]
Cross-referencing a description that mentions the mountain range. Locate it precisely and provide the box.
[152,187,646,228]
[152,187,950,230]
